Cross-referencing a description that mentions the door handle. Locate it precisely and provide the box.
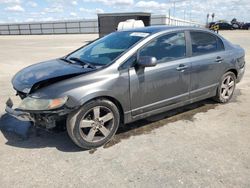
[215,56,224,63]
[176,64,188,71]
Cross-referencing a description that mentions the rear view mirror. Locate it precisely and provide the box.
[137,56,157,68]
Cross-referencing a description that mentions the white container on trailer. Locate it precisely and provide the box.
[117,19,145,31]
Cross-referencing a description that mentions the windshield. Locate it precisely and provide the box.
[67,31,149,66]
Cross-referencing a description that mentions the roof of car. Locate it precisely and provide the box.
[120,25,205,34]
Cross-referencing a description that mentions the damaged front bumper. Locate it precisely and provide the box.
[5,98,76,129]
[5,98,34,122]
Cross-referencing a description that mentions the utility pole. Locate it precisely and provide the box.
[173,1,176,18]
[189,0,192,22]
[206,13,210,26]
[168,9,171,25]
[170,0,182,18]
[212,13,215,22]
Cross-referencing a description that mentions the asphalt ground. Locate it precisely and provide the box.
[0,31,249,188]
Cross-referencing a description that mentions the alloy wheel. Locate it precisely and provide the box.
[220,75,235,100]
[79,106,114,143]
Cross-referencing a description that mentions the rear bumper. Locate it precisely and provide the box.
[237,66,245,83]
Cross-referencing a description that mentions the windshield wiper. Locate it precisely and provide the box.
[60,57,73,64]
[69,57,96,69]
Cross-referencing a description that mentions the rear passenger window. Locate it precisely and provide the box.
[139,32,186,63]
[190,31,224,56]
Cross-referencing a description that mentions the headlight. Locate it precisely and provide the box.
[19,96,68,111]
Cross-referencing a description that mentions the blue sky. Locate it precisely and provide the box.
[0,0,249,24]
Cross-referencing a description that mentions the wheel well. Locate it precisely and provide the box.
[227,69,238,78]
[85,96,124,124]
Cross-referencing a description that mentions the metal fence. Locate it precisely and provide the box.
[0,15,204,35]
[0,19,98,35]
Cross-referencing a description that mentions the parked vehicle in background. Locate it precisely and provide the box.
[209,21,234,31]
[207,22,215,29]
[241,23,250,30]
[215,22,234,30]
[232,23,240,29]
[5,26,246,149]
[231,18,244,29]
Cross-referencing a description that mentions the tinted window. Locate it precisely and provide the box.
[139,32,186,63]
[190,31,224,55]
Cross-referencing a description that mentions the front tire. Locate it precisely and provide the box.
[67,99,120,149]
[213,72,236,103]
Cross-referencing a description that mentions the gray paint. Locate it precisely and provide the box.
[9,26,245,125]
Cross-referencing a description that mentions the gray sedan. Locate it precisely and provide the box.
[6,26,245,149]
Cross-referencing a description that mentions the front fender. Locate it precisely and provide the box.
[79,90,118,105]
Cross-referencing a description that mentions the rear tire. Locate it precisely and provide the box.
[67,99,120,149]
[213,72,236,103]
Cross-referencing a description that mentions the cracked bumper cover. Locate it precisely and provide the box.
[5,98,34,122]
[5,97,79,127]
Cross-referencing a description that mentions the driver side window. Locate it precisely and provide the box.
[139,32,186,63]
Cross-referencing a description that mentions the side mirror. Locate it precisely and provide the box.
[137,56,157,68]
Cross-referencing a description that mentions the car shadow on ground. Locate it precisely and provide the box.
[0,90,240,153]
[0,113,82,152]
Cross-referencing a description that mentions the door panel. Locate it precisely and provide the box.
[129,31,191,116]
[189,52,225,98]
[188,31,226,98]
[129,58,190,116]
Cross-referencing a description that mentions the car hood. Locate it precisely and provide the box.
[12,59,93,94]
